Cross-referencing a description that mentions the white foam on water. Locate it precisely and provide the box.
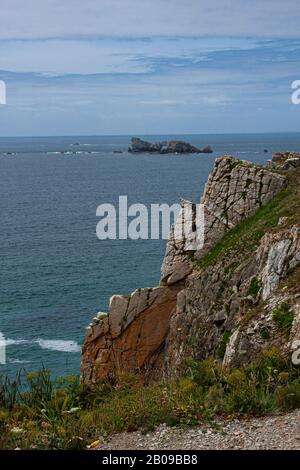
[5,338,29,346]
[6,338,81,353]
[36,339,81,353]
[9,359,31,364]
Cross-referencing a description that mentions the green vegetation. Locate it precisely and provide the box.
[217,331,232,359]
[272,302,294,338]
[228,161,242,172]
[247,277,262,297]
[196,169,300,269]
[1,347,300,450]
[260,327,271,340]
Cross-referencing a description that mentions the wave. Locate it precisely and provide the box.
[5,338,81,353]
[36,339,81,353]
[70,143,93,147]
[236,151,260,155]
[46,150,99,155]
[5,339,29,346]
[8,358,31,364]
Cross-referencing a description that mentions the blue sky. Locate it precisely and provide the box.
[0,0,299,136]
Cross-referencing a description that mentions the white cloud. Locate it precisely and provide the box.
[202,96,228,106]
[0,0,299,40]
[0,37,260,75]
[1,1,299,136]
[139,100,186,106]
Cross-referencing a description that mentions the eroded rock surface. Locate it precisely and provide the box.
[196,156,286,256]
[81,284,182,382]
[269,151,300,170]
[167,225,300,373]
[81,155,300,384]
[160,199,196,285]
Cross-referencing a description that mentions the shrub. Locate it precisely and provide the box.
[0,373,21,410]
[1,347,300,449]
[217,331,232,359]
[188,357,223,386]
[276,380,300,410]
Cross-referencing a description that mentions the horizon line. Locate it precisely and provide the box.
[0,131,300,139]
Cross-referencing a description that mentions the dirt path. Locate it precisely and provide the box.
[96,409,300,450]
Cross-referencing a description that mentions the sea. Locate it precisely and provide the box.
[1,133,300,378]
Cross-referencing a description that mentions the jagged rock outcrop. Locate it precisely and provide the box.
[167,225,300,372]
[128,137,212,154]
[160,199,196,285]
[196,156,286,256]
[81,155,300,384]
[259,228,300,300]
[161,157,286,278]
[81,284,183,382]
[269,151,300,170]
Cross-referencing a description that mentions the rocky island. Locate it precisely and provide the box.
[128,137,213,154]
[82,152,300,384]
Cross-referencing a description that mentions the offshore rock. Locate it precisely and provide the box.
[128,137,211,154]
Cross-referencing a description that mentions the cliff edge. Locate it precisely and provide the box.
[81,153,300,383]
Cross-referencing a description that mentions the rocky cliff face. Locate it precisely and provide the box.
[166,225,300,374]
[81,284,182,382]
[197,157,286,256]
[81,152,300,383]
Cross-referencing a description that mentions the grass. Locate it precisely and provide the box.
[196,168,300,269]
[272,303,294,338]
[247,276,262,297]
[1,348,300,449]
[260,327,271,340]
[217,331,232,359]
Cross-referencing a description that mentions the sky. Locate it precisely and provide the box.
[0,0,299,136]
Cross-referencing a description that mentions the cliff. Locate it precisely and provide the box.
[81,153,300,383]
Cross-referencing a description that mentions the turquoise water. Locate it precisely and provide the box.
[1,133,300,377]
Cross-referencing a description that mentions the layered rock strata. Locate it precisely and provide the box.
[81,155,300,383]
